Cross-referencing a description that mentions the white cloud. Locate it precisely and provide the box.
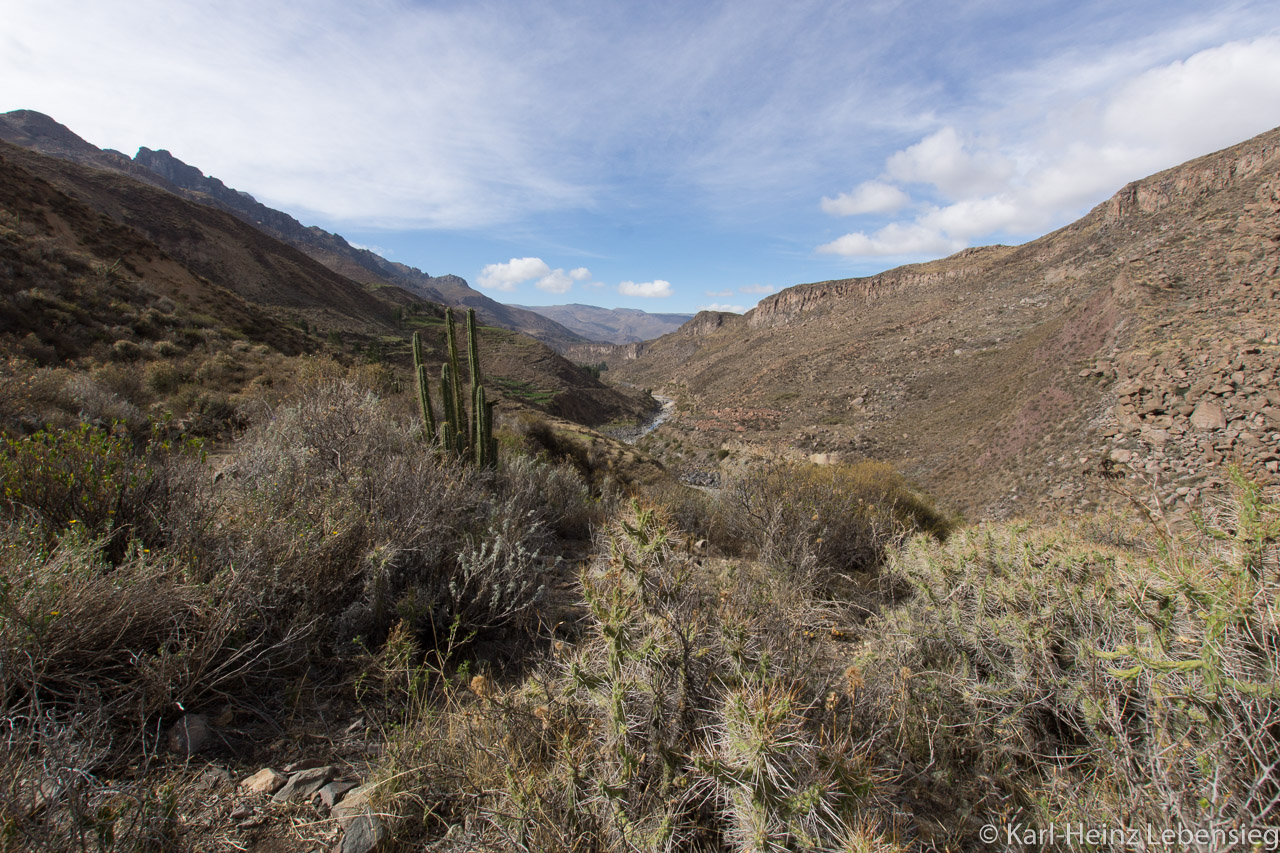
[698,303,746,313]
[917,196,1023,241]
[478,257,550,291]
[536,270,575,294]
[619,280,673,298]
[739,283,775,294]
[885,127,1015,199]
[818,35,1280,262]
[479,259,587,293]
[1100,36,1280,152]
[820,181,910,216]
[817,223,965,258]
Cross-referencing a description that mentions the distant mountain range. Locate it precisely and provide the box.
[512,303,693,344]
[0,109,594,348]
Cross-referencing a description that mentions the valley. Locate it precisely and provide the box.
[0,109,1276,853]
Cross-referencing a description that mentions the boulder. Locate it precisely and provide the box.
[1190,401,1227,430]
[337,813,387,853]
[317,780,360,810]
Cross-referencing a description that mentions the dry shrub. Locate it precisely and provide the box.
[62,373,147,435]
[369,502,895,852]
[640,477,737,553]
[854,472,1280,848]
[142,361,183,396]
[0,360,74,433]
[496,453,600,540]
[724,461,952,592]
[0,523,301,852]
[218,379,572,653]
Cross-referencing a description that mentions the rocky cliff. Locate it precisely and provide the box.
[614,125,1280,519]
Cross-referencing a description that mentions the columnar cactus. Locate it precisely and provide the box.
[412,308,496,466]
[411,330,437,442]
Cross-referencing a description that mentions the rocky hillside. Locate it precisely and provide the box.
[0,138,651,428]
[512,303,694,344]
[0,110,589,348]
[614,126,1280,518]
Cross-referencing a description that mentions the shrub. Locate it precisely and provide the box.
[192,351,242,387]
[0,422,161,561]
[109,339,143,362]
[143,361,183,396]
[365,502,892,851]
[150,339,181,357]
[854,473,1280,848]
[640,476,737,553]
[62,372,147,434]
[723,460,952,590]
[219,379,565,654]
[0,523,302,851]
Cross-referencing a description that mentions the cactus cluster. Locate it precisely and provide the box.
[412,308,497,467]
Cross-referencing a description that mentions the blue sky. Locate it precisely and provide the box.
[4,1,1280,313]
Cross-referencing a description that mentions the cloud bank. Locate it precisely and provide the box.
[818,35,1280,260]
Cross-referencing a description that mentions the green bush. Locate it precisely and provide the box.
[0,423,160,561]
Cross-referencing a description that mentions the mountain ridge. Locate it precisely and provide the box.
[0,136,652,428]
[511,303,694,344]
[0,109,590,348]
[611,124,1280,518]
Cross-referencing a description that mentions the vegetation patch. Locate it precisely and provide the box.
[493,376,557,406]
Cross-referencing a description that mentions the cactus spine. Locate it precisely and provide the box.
[412,308,496,467]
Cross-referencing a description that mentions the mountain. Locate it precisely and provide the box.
[511,303,694,344]
[0,110,590,349]
[0,137,651,428]
[612,126,1280,518]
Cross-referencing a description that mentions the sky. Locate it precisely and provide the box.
[4,1,1280,314]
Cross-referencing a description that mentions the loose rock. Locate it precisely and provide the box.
[273,766,337,803]
[241,768,288,795]
[1190,401,1227,431]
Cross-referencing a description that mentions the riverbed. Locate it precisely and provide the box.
[611,395,674,444]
